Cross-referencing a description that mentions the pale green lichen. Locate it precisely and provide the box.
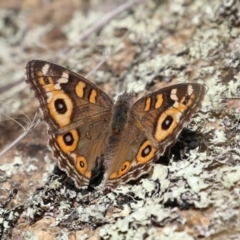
[160,227,195,240]
[21,231,39,240]
[210,130,227,144]
[218,166,240,188]
[62,11,104,42]
[0,156,23,178]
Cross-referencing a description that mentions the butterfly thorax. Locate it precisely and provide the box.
[110,93,133,135]
[107,93,133,152]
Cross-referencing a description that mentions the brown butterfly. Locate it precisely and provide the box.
[26,60,205,189]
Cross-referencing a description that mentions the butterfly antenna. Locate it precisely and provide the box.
[129,65,170,94]
[0,101,33,130]
[104,51,117,79]
[85,27,131,82]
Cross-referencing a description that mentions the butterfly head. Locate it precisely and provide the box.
[116,91,134,105]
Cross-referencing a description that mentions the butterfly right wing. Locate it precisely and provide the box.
[103,84,205,188]
[132,83,205,152]
[26,60,113,188]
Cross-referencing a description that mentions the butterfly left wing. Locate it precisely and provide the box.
[26,60,114,188]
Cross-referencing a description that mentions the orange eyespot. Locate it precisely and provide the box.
[109,161,131,179]
[56,129,79,153]
[119,161,131,174]
[136,140,156,164]
[48,91,73,127]
[154,108,181,142]
[76,156,87,174]
[180,95,194,107]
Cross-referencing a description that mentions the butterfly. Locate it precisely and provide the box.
[26,60,205,189]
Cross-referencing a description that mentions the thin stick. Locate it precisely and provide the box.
[0,112,42,158]
[0,102,33,129]
[71,0,144,44]
[58,0,146,59]
[85,57,106,79]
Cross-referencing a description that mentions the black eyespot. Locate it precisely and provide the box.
[63,132,74,146]
[80,161,85,168]
[182,95,190,105]
[141,145,151,157]
[54,99,67,114]
[43,76,50,84]
[162,115,173,130]
[121,165,127,172]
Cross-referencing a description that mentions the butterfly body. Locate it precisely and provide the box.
[26,60,205,189]
[109,95,129,134]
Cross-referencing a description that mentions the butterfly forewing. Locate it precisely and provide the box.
[26,60,113,132]
[132,83,205,152]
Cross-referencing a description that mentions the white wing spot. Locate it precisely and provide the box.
[144,147,150,155]
[173,102,179,108]
[175,111,182,122]
[187,85,193,95]
[55,72,69,89]
[46,92,53,103]
[42,64,50,75]
[170,88,178,101]
[58,72,69,83]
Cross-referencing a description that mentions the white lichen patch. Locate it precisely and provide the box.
[21,231,39,240]
[62,11,104,42]
[160,227,195,240]
[210,130,227,144]
[0,156,23,178]
[217,166,240,188]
